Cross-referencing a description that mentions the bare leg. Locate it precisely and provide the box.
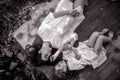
[87,31,100,48]
[93,35,111,55]
[87,28,109,48]
[73,0,85,9]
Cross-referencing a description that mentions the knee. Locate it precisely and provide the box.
[92,31,100,37]
[98,35,105,40]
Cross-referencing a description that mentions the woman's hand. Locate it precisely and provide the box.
[49,7,55,12]
[70,10,80,17]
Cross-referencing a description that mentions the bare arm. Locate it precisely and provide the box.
[53,9,80,18]
[50,44,65,61]
[70,34,78,46]
[45,0,60,14]
[53,10,71,18]
[56,44,81,60]
[50,43,81,61]
[49,0,75,18]
[71,47,81,60]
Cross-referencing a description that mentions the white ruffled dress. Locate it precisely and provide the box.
[63,40,107,70]
[37,0,85,48]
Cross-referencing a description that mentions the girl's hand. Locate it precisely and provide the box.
[50,54,57,62]
[67,44,73,50]
[63,43,73,51]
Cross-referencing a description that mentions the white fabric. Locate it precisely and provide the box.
[63,40,107,70]
[37,0,85,48]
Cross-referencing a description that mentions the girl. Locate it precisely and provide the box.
[51,28,114,77]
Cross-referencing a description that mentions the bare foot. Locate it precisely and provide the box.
[100,28,109,35]
[108,31,114,40]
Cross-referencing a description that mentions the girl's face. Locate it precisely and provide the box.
[40,41,52,61]
[70,33,78,43]
[55,60,67,77]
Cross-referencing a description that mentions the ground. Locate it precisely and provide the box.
[0,0,120,80]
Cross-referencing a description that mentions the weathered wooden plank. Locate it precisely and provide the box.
[6,0,120,80]
[99,62,119,80]
[105,65,120,80]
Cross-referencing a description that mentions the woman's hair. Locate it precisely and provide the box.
[25,44,38,65]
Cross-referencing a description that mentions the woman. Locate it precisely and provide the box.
[37,0,86,48]
[51,28,114,77]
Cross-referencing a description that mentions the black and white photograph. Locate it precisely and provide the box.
[0,0,120,80]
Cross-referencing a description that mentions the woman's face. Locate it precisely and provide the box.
[40,41,52,61]
[55,60,67,77]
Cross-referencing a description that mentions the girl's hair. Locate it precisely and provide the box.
[53,68,66,80]
[53,60,68,79]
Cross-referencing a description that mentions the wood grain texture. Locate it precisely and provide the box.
[5,0,120,80]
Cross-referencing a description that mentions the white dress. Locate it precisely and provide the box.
[37,0,85,48]
[63,40,107,70]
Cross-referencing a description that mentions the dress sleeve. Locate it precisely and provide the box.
[91,47,107,69]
